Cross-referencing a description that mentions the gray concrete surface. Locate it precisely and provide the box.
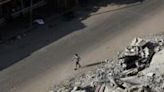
[0,0,164,92]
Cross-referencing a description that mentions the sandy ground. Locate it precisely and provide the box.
[0,0,164,92]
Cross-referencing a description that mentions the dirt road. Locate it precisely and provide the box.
[0,0,164,92]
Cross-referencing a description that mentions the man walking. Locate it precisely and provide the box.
[72,53,81,70]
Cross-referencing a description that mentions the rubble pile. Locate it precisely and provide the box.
[51,36,164,92]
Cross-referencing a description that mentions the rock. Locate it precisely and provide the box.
[124,46,140,56]
[142,47,150,58]
[119,37,157,72]
[122,68,138,77]
[90,81,97,87]
[71,86,79,92]
[130,37,147,47]
[146,72,155,77]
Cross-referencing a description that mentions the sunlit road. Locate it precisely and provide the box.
[0,0,164,92]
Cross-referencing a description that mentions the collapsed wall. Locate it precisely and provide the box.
[50,35,164,92]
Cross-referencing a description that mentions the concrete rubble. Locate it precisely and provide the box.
[51,35,164,92]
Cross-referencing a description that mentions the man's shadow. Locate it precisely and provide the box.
[81,61,106,68]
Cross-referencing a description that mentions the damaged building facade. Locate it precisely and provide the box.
[0,0,86,40]
[0,0,85,25]
[0,0,46,23]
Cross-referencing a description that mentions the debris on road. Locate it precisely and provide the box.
[34,19,45,25]
[51,35,164,92]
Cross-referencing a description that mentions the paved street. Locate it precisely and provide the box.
[0,0,164,92]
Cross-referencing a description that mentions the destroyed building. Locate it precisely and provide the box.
[0,0,81,25]
[0,0,86,40]
[51,36,164,92]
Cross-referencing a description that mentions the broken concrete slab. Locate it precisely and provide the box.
[122,68,138,77]
[151,49,164,65]
[130,37,148,47]
[141,49,164,76]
